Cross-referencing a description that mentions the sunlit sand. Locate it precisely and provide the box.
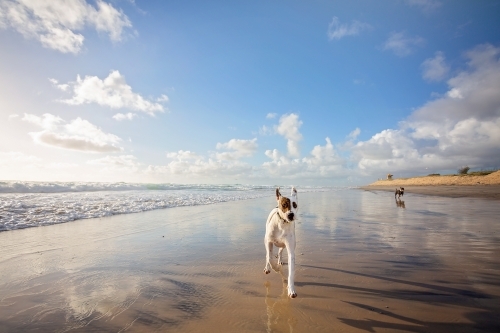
[1,190,499,332]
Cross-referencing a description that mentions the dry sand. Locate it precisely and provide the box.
[1,190,500,332]
[363,170,500,200]
[369,170,500,186]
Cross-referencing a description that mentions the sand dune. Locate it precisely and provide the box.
[369,170,500,186]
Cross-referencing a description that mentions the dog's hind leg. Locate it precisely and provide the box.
[264,241,273,274]
[276,247,284,266]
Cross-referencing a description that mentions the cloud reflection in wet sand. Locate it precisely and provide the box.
[0,189,500,332]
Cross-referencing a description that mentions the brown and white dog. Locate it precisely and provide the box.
[263,187,299,298]
[395,187,404,199]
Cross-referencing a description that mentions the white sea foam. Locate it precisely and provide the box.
[0,181,336,232]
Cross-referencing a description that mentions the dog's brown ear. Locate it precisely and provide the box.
[276,188,281,200]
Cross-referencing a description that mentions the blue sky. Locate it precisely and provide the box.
[1,0,500,186]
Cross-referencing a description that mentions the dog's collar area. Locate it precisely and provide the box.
[275,210,290,224]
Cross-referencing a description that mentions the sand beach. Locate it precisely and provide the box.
[1,189,500,332]
[361,170,500,200]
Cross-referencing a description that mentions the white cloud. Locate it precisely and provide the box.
[0,0,131,54]
[22,113,122,153]
[46,162,78,169]
[263,138,346,178]
[166,150,202,161]
[22,112,63,130]
[302,138,344,173]
[259,125,273,136]
[275,113,303,157]
[383,31,425,57]
[447,88,463,99]
[327,16,371,40]
[8,114,19,119]
[215,138,258,160]
[347,128,361,141]
[266,113,277,119]
[49,78,70,91]
[113,112,136,121]
[148,147,258,180]
[421,51,450,82]
[54,70,166,114]
[259,113,346,179]
[352,129,417,171]
[0,151,42,164]
[406,0,442,13]
[339,128,361,150]
[87,155,140,172]
[148,156,254,179]
[157,94,169,102]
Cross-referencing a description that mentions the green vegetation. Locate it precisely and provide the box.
[458,166,470,175]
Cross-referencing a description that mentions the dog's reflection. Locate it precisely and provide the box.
[264,268,297,333]
[395,198,406,208]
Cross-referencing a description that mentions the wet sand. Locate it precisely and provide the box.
[1,189,500,332]
[360,185,500,200]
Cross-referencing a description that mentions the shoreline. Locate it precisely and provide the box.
[359,184,500,200]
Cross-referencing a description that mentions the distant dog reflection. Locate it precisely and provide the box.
[395,198,405,208]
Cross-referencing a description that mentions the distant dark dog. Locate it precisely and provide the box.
[395,187,404,199]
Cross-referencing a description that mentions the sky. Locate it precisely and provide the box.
[1,0,500,186]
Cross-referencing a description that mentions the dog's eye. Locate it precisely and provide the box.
[292,202,297,209]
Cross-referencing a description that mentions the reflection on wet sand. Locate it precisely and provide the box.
[264,269,296,333]
[1,189,500,332]
[396,198,406,208]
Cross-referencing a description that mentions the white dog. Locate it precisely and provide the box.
[263,187,299,298]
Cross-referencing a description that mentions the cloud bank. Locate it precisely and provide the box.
[144,44,500,183]
[14,44,500,184]
[353,44,500,175]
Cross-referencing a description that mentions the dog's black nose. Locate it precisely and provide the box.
[288,212,294,220]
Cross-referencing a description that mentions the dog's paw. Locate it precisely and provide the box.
[264,268,271,274]
[277,260,284,266]
[288,291,297,298]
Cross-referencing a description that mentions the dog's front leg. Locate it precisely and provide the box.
[264,241,273,274]
[285,240,297,298]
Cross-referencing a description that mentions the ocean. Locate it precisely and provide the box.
[0,181,336,232]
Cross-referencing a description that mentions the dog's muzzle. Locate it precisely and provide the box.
[287,212,294,221]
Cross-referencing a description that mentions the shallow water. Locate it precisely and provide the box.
[0,181,334,231]
[0,189,499,332]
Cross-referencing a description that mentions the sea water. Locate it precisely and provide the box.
[0,181,335,231]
